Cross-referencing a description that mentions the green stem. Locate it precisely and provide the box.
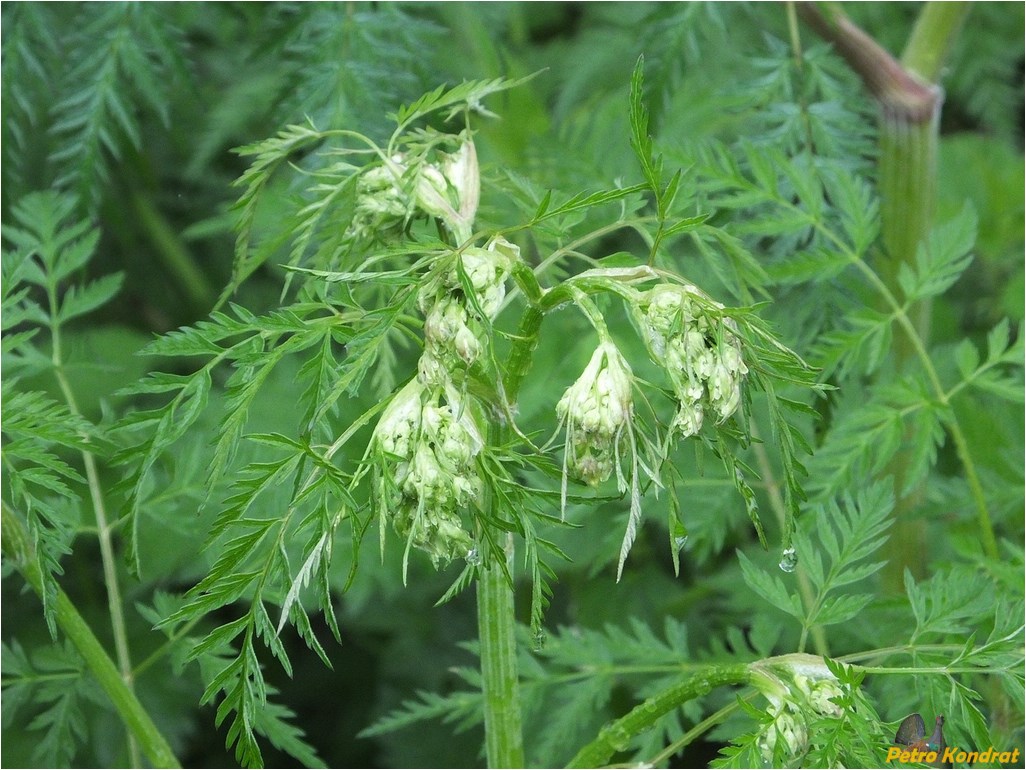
[130,191,215,310]
[901,3,970,82]
[785,2,820,156]
[875,3,973,585]
[567,663,750,768]
[647,698,747,767]
[475,263,553,766]
[473,257,561,767]
[2,504,181,769]
[477,533,526,768]
[502,262,545,401]
[46,275,141,766]
[797,1,985,586]
[879,110,937,292]
[133,615,205,678]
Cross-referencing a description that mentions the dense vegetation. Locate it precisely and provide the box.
[2,3,1023,768]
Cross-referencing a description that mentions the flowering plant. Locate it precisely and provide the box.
[6,12,1019,768]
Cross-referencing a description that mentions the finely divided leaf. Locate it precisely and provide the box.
[228,121,329,303]
[898,204,977,303]
[390,72,541,132]
[737,551,803,619]
[57,273,124,323]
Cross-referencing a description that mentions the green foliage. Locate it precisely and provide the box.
[714,661,886,769]
[1,639,100,767]
[739,483,894,644]
[1,192,109,635]
[49,4,183,211]
[2,4,1023,770]
[898,204,977,304]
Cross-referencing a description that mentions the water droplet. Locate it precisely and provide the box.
[465,547,481,566]
[674,535,689,553]
[778,547,798,573]
[605,724,631,752]
[532,630,547,652]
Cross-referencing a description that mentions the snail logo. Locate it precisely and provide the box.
[896,713,945,751]
[890,713,948,768]
[885,713,1023,767]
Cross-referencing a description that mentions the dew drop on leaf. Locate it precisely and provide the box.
[532,630,547,652]
[778,547,798,573]
[674,535,689,553]
[465,547,481,566]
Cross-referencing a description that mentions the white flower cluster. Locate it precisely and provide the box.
[636,284,748,438]
[372,379,482,566]
[556,340,634,486]
[417,236,517,378]
[365,136,521,567]
[753,663,845,762]
[347,139,479,243]
[348,163,411,243]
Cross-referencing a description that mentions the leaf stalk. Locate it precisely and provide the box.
[1,504,181,769]
[568,663,751,768]
[45,264,142,766]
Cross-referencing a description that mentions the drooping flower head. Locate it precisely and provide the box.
[554,332,651,581]
[372,379,482,566]
[556,339,635,488]
[635,283,748,438]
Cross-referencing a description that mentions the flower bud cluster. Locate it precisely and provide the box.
[366,140,522,566]
[348,138,479,243]
[758,701,809,763]
[556,340,634,486]
[363,133,520,568]
[416,236,516,377]
[636,284,748,438]
[372,380,482,565]
[348,162,411,243]
[751,659,846,763]
[413,141,479,239]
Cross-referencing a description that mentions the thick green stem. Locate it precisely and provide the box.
[502,305,544,403]
[879,4,970,586]
[878,106,937,585]
[477,534,526,768]
[798,2,978,586]
[475,267,550,767]
[2,505,181,769]
[568,663,750,768]
[879,112,937,294]
[902,3,969,82]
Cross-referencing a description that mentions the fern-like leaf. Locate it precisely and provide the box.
[0,639,97,767]
[48,4,183,210]
[897,204,977,303]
